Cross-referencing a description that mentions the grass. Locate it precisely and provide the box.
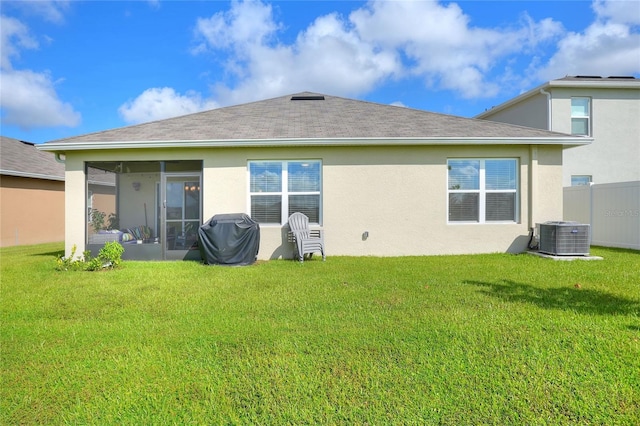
[1,243,639,424]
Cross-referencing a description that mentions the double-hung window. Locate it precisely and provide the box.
[571,97,591,136]
[249,160,321,225]
[448,159,518,223]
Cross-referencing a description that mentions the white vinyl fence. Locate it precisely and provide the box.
[563,181,640,250]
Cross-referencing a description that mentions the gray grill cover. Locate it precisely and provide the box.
[198,214,260,265]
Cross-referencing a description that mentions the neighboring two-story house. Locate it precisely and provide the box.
[475,76,640,187]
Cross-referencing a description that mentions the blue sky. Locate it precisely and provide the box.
[1,0,639,144]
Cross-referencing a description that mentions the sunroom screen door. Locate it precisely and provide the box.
[162,174,201,260]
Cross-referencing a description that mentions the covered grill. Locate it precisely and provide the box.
[198,214,260,265]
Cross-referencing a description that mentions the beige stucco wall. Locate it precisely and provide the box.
[61,144,564,259]
[480,93,549,130]
[277,144,560,258]
[551,87,640,186]
[0,175,65,247]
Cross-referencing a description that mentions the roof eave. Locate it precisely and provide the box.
[0,169,65,181]
[548,80,640,89]
[37,137,591,152]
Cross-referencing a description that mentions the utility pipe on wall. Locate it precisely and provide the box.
[529,145,539,231]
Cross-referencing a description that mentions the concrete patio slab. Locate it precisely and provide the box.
[526,251,603,261]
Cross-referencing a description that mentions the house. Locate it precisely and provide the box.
[38,92,590,261]
[0,136,65,247]
[475,76,640,186]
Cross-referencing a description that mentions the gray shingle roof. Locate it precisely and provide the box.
[1,136,65,180]
[45,92,573,146]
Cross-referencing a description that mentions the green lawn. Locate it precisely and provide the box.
[1,243,639,424]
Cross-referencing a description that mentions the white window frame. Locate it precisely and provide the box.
[571,97,591,136]
[447,158,519,224]
[248,160,322,225]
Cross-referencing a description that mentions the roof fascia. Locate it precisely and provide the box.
[88,179,115,187]
[548,80,640,90]
[0,169,65,181]
[37,136,591,152]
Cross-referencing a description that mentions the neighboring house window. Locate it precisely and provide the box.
[571,97,591,136]
[571,175,592,186]
[448,159,518,223]
[249,160,321,225]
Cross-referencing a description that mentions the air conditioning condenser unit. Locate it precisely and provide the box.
[537,221,590,256]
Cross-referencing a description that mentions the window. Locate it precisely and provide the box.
[571,175,592,186]
[571,97,591,136]
[448,159,518,223]
[249,160,321,224]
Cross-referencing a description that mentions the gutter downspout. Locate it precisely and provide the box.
[540,89,552,131]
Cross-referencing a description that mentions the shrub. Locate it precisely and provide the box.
[55,245,86,271]
[98,241,124,269]
[55,242,124,271]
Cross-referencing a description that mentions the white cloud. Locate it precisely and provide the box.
[189,1,402,106]
[134,0,638,117]
[194,0,279,50]
[118,87,219,124]
[190,0,567,104]
[211,11,400,106]
[537,0,640,80]
[0,14,81,129]
[593,0,640,25]
[350,1,563,98]
[0,69,81,128]
[8,0,70,24]
[1,15,38,70]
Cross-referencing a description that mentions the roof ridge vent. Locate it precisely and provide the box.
[574,75,602,78]
[291,95,325,101]
[607,76,636,79]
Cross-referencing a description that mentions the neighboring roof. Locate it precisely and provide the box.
[40,92,589,153]
[1,136,65,181]
[476,76,640,119]
[553,75,639,86]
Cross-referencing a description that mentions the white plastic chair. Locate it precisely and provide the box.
[287,212,326,262]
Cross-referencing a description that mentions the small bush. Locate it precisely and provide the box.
[98,241,125,269]
[55,242,124,271]
[55,245,86,271]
